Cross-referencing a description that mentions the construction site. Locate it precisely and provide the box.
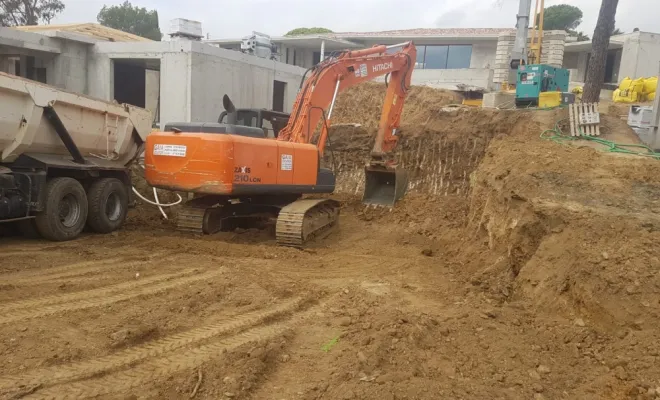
[1,0,660,399]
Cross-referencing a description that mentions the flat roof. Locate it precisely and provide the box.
[335,27,515,39]
[14,23,151,43]
[565,39,625,52]
[207,35,361,50]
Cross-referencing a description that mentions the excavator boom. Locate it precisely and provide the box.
[278,42,416,206]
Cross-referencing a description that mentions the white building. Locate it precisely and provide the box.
[0,23,305,127]
[208,28,571,92]
[563,31,660,87]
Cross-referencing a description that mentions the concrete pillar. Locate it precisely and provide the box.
[87,54,114,100]
[320,40,325,62]
[159,52,190,125]
[18,55,28,78]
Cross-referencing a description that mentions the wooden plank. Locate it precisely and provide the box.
[573,103,579,136]
[594,103,601,136]
[585,103,592,136]
[579,103,585,136]
[584,103,594,136]
[569,103,576,136]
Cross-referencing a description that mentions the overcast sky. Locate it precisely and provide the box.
[54,0,657,39]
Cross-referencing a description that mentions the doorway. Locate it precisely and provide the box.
[114,61,146,108]
[273,80,287,112]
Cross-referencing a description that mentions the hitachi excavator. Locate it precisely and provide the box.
[144,42,416,247]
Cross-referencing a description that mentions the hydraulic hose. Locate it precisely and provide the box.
[131,162,183,219]
[540,118,660,159]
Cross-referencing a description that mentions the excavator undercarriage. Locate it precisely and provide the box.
[176,195,340,248]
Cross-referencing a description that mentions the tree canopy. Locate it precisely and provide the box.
[0,0,64,26]
[541,4,583,31]
[284,27,333,36]
[97,1,161,41]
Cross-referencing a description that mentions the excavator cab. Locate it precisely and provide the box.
[218,95,290,139]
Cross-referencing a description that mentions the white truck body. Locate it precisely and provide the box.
[0,71,152,166]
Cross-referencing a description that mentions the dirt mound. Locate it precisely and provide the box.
[331,82,463,132]
[461,110,660,332]
[328,83,531,198]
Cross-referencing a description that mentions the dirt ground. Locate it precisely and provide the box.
[1,85,660,400]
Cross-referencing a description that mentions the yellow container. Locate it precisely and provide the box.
[539,91,562,108]
[462,99,483,107]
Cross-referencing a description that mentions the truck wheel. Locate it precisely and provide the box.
[86,178,128,234]
[35,177,88,241]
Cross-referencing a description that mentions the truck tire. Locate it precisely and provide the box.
[86,178,128,234]
[35,177,88,241]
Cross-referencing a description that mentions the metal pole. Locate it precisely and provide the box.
[327,78,341,119]
[385,42,411,50]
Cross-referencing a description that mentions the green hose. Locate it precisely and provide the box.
[540,119,660,160]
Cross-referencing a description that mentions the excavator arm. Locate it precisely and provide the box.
[277,42,417,206]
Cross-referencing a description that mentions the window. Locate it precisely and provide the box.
[446,45,472,69]
[424,46,449,69]
[413,45,472,69]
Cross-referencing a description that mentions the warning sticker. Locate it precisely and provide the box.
[354,63,368,78]
[359,64,368,77]
[153,144,187,157]
[281,154,293,171]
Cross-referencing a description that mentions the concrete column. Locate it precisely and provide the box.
[320,40,325,62]
[18,55,28,77]
[86,54,114,100]
[159,52,190,125]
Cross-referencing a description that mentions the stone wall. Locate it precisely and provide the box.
[493,30,568,85]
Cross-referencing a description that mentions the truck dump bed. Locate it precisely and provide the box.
[0,72,152,167]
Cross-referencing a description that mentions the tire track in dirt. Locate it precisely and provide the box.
[0,269,226,325]
[274,256,398,278]
[6,252,174,284]
[23,323,291,400]
[0,269,194,312]
[0,297,306,393]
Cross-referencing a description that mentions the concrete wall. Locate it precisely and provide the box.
[620,32,660,79]
[470,42,497,69]
[48,39,89,93]
[493,30,568,85]
[411,68,493,90]
[278,44,315,68]
[90,40,305,126]
[188,42,304,123]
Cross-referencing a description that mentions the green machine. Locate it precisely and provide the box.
[515,64,570,107]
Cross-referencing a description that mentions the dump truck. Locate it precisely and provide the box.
[0,72,152,241]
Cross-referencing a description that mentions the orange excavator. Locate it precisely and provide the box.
[144,42,416,247]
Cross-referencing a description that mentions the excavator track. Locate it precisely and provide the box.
[176,204,225,235]
[176,206,206,234]
[276,199,340,248]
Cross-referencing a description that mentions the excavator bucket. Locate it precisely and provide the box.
[362,165,409,207]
